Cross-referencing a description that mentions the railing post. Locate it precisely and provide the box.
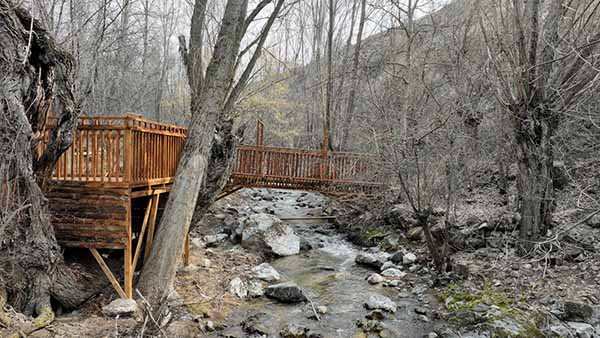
[124,117,133,184]
[256,120,264,176]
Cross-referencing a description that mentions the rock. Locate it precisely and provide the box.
[380,261,400,271]
[316,306,328,315]
[280,324,308,338]
[203,233,228,247]
[102,298,138,317]
[265,282,307,303]
[204,320,215,331]
[241,213,300,256]
[567,322,595,338]
[563,301,594,321]
[228,277,248,298]
[250,263,281,282]
[366,309,385,320]
[300,237,314,251]
[381,268,406,278]
[389,251,405,264]
[365,294,397,313]
[402,253,417,265]
[355,252,386,269]
[247,279,265,297]
[367,273,385,284]
[384,279,401,287]
[548,325,574,338]
[165,320,201,338]
[427,333,439,338]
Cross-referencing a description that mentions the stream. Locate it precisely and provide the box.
[215,189,436,338]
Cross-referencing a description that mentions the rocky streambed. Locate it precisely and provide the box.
[190,189,440,338]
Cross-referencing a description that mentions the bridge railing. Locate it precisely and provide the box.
[233,145,381,185]
[45,115,187,187]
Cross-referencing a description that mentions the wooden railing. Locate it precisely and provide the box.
[48,115,187,187]
[232,145,382,192]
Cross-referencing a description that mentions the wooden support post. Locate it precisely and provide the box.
[124,187,133,299]
[144,193,160,259]
[183,233,190,267]
[124,238,133,298]
[90,248,127,299]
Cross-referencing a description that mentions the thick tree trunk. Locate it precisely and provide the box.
[514,110,555,252]
[0,2,106,329]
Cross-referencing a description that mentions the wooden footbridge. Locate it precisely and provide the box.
[43,114,382,299]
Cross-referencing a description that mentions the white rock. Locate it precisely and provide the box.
[402,253,417,265]
[567,322,595,338]
[241,213,300,256]
[102,298,138,317]
[365,294,397,312]
[228,277,247,298]
[247,279,265,297]
[317,306,328,314]
[204,233,228,246]
[380,261,400,271]
[367,273,385,284]
[251,263,280,282]
[381,268,406,278]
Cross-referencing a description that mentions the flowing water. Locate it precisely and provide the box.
[217,189,435,337]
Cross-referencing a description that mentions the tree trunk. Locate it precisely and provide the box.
[514,108,555,252]
[136,0,249,303]
[341,0,366,151]
[190,118,245,227]
[0,1,107,327]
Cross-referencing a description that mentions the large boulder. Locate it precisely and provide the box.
[241,213,300,256]
[264,282,307,303]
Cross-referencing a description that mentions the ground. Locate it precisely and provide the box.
[1,160,600,337]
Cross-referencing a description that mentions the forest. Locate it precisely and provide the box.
[0,0,599,337]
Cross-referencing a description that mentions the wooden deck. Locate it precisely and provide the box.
[43,115,382,298]
[43,114,186,298]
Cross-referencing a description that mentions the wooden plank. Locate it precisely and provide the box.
[89,248,127,299]
[144,193,160,260]
[125,188,133,298]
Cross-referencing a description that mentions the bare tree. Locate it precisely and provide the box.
[137,0,286,306]
[479,0,600,252]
